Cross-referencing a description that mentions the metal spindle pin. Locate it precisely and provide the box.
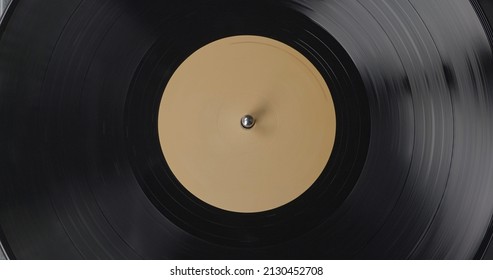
[241,115,256,129]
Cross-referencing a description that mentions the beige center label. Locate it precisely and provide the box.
[158,35,336,213]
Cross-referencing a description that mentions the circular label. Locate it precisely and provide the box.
[158,35,336,213]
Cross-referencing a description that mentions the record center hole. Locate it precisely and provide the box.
[241,115,256,129]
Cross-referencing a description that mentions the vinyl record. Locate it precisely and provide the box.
[0,0,493,259]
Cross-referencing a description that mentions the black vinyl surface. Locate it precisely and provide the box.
[0,0,493,259]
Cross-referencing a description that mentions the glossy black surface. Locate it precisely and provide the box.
[0,0,492,259]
